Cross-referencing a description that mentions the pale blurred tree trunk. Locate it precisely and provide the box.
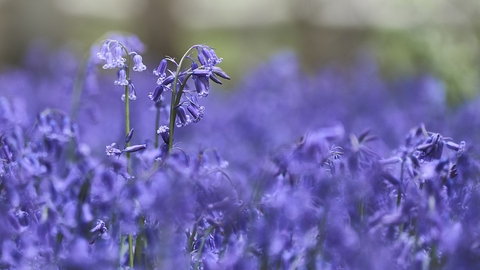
[289,0,372,70]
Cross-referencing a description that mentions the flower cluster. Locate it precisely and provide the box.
[96,36,147,101]
[150,45,230,131]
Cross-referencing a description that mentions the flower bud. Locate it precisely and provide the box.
[123,144,147,153]
[125,128,134,143]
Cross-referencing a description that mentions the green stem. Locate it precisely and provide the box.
[154,101,162,148]
[397,158,405,208]
[167,72,194,154]
[119,45,132,173]
[168,46,197,154]
[134,215,146,267]
[174,74,193,109]
[124,77,134,270]
[396,188,402,207]
[118,42,134,269]
[187,223,199,255]
[430,244,439,269]
[128,234,134,268]
[119,234,126,266]
[125,82,131,170]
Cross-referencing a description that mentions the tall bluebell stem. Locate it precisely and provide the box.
[119,47,133,172]
[96,36,147,269]
[168,47,196,154]
[122,52,133,269]
[154,101,162,148]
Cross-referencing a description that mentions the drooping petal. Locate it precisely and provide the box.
[176,106,191,127]
[149,84,165,102]
[212,66,230,80]
[194,76,210,97]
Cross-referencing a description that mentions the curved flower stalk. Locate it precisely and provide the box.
[149,45,230,154]
[96,38,146,101]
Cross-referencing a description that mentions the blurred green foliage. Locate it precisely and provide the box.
[374,28,480,106]
[175,24,299,90]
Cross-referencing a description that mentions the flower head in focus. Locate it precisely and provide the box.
[97,40,126,69]
[150,45,229,133]
[131,53,146,72]
[191,45,230,98]
[94,34,147,101]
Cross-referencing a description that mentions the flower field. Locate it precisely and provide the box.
[1,34,480,269]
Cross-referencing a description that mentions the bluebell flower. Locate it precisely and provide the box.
[153,59,168,77]
[106,143,122,157]
[193,75,210,97]
[197,46,222,66]
[112,42,126,67]
[152,59,175,97]
[187,104,204,123]
[158,74,175,89]
[157,125,170,144]
[149,84,165,103]
[114,68,128,86]
[416,133,444,161]
[194,46,230,80]
[125,128,134,143]
[123,144,147,153]
[89,219,108,244]
[121,81,137,101]
[128,83,137,100]
[97,40,126,69]
[176,106,191,127]
[188,46,230,98]
[150,74,174,103]
[192,64,230,84]
[97,42,110,60]
[132,54,146,72]
[186,96,205,123]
